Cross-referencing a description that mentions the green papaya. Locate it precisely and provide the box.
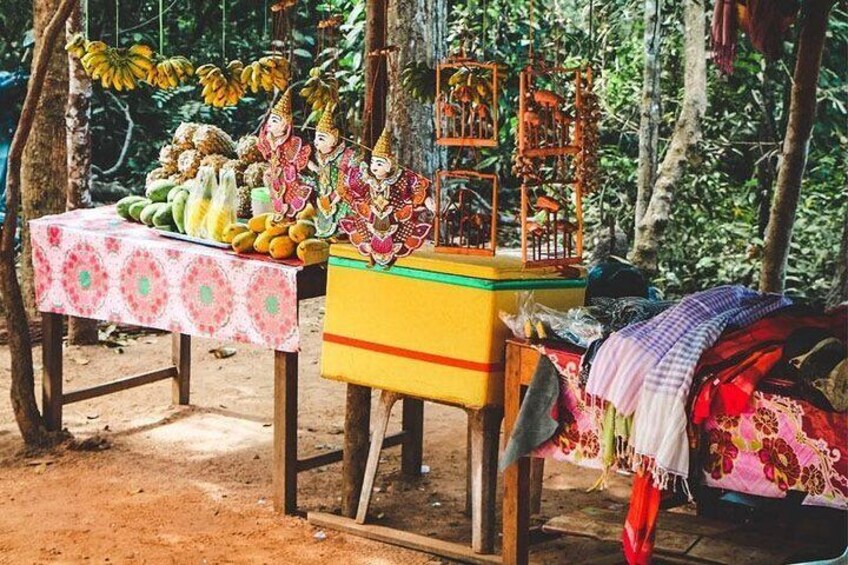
[145,179,176,203]
[116,196,146,220]
[153,203,175,228]
[140,202,165,226]
[171,190,189,233]
[167,184,189,203]
[128,199,151,222]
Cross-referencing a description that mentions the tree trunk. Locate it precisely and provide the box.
[65,2,98,345]
[755,62,780,239]
[826,203,848,310]
[362,0,388,148]
[3,0,78,446]
[630,0,706,275]
[759,1,835,293]
[634,0,662,227]
[21,0,70,316]
[386,0,446,178]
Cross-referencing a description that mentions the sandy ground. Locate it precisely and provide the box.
[0,298,632,564]
[1,298,843,564]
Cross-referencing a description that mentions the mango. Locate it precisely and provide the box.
[269,235,297,260]
[248,213,273,233]
[167,184,189,203]
[116,196,146,220]
[296,238,329,266]
[128,199,151,222]
[255,230,279,254]
[296,202,316,221]
[265,213,293,231]
[171,190,188,233]
[288,220,316,243]
[145,179,176,203]
[140,202,166,226]
[152,203,175,228]
[222,223,249,243]
[231,231,258,253]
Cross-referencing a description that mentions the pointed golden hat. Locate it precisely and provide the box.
[316,103,339,137]
[372,126,393,159]
[271,88,292,120]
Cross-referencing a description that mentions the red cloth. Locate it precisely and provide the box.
[692,306,847,424]
[622,471,662,565]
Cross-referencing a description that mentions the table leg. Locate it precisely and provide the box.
[356,390,400,523]
[41,312,63,432]
[468,406,501,554]
[503,345,530,565]
[171,333,191,406]
[529,457,545,515]
[400,397,424,476]
[273,350,298,515]
[342,383,372,518]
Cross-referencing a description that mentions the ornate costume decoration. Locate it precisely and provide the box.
[311,105,360,238]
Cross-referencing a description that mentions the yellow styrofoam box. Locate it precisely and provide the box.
[321,244,586,408]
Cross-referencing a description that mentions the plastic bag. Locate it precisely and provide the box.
[184,166,216,239]
[499,291,603,348]
[206,168,238,242]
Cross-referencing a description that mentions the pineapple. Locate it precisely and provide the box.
[236,135,264,164]
[244,162,269,188]
[200,153,230,173]
[177,149,202,179]
[192,125,235,157]
[173,122,200,148]
[145,166,170,187]
[220,159,247,186]
[237,185,252,218]
[158,143,181,173]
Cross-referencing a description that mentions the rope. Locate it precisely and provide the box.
[221,0,227,60]
[121,0,179,34]
[114,0,119,44]
[84,0,89,38]
[263,0,268,41]
[158,0,164,53]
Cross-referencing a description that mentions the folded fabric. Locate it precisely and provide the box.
[623,470,662,565]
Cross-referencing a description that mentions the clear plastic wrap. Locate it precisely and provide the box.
[499,291,604,348]
[206,168,239,242]
[184,166,216,239]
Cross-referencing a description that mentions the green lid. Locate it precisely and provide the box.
[251,187,271,203]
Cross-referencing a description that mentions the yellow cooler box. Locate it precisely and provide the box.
[321,244,586,408]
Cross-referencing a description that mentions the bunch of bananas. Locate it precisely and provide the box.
[240,55,291,94]
[65,33,88,59]
[299,67,339,113]
[196,60,246,108]
[78,42,155,92]
[146,56,194,89]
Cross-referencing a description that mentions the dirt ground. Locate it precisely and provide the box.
[0,298,632,564]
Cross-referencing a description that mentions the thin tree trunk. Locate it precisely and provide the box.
[759,1,835,293]
[3,0,78,445]
[634,0,662,227]
[387,0,446,178]
[362,0,388,149]
[630,0,706,275]
[65,2,98,345]
[755,62,779,238]
[21,0,70,316]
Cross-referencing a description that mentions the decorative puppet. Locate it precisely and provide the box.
[258,89,313,218]
[309,105,359,238]
[339,127,431,267]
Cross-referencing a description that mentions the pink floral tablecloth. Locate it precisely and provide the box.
[530,344,848,510]
[30,206,302,352]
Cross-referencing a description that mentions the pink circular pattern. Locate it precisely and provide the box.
[31,241,51,304]
[181,256,234,334]
[61,243,109,316]
[120,251,168,325]
[247,268,296,347]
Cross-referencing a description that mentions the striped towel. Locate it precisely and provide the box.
[586,285,791,491]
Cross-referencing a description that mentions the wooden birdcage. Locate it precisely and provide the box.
[434,170,498,256]
[520,180,583,268]
[435,58,499,147]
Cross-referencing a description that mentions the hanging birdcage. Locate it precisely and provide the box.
[435,57,499,147]
[434,170,498,256]
[520,180,583,268]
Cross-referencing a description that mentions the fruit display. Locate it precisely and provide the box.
[229,207,329,264]
[158,144,182,173]
[200,153,230,173]
[146,55,194,89]
[300,67,339,113]
[185,167,216,238]
[69,37,155,91]
[193,125,236,157]
[206,169,239,242]
[173,122,200,148]
[240,55,292,94]
[177,149,202,180]
[243,162,269,188]
[236,135,264,164]
[196,60,246,108]
[116,175,189,234]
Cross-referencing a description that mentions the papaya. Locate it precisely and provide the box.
[171,191,188,233]
[222,223,249,243]
[266,214,294,232]
[248,213,273,233]
[269,235,297,260]
[128,199,151,222]
[116,196,146,220]
[288,220,316,243]
[167,184,189,203]
[264,223,289,237]
[140,202,165,226]
[231,231,258,253]
[296,238,329,265]
[152,203,175,228]
[145,179,176,203]
[296,202,316,221]
[253,230,277,254]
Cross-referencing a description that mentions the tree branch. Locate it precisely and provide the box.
[94,91,134,178]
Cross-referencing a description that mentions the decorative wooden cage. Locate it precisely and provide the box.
[520,181,583,268]
[435,58,499,147]
[434,170,498,256]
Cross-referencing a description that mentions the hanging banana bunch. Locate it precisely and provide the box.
[146,55,195,89]
[65,33,89,58]
[76,41,155,92]
[239,55,291,94]
[196,60,246,108]
[299,67,339,113]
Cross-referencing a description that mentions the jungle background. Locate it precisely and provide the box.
[1,0,845,302]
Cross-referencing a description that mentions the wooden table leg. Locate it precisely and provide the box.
[41,312,63,432]
[356,391,400,523]
[503,345,530,565]
[171,333,191,406]
[400,397,424,476]
[468,406,501,554]
[342,383,372,518]
[529,457,545,515]
[273,350,298,515]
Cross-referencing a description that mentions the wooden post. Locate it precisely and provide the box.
[400,397,424,476]
[171,333,191,406]
[342,384,372,517]
[503,344,530,565]
[529,458,544,515]
[468,406,501,554]
[273,350,299,515]
[356,390,400,523]
[364,0,388,148]
[41,312,63,432]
